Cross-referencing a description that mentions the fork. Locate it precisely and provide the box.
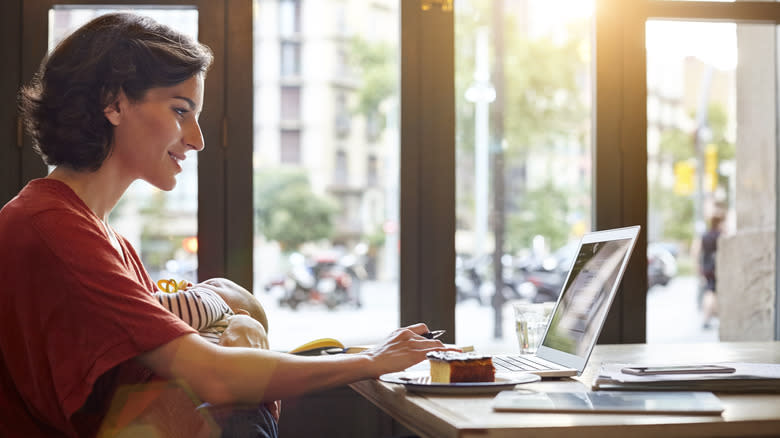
[399,375,432,384]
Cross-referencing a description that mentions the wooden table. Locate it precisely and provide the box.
[350,342,780,438]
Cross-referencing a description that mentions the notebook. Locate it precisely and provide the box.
[493,225,640,378]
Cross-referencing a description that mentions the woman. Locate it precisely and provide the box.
[0,13,448,437]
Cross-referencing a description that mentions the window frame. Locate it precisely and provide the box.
[597,0,780,342]
[8,0,254,288]
[5,0,778,343]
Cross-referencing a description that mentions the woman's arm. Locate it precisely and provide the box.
[136,322,446,405]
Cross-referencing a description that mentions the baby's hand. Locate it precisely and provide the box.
[220,314,269,349]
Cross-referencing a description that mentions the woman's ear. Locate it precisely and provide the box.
[103,91,127,126]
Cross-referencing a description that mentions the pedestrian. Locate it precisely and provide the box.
[699,214,723,329]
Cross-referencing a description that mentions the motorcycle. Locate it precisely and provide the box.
[511,242,578,303]
[274,252,319,310]
[310,254,356,310]
[337,251,368,308]
[647,242,678,289]
[272,251,361,310]
[456,255,497,306]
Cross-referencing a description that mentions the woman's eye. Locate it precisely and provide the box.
[174,107,189,116]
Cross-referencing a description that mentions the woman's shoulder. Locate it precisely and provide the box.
[2,179,88,219]
[0,179,102,246]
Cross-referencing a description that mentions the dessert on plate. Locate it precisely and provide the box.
[427,351,495,383]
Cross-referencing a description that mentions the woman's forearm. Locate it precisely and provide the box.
[208,348,376,404]
[141,326,444,406]
[142,334,379,406]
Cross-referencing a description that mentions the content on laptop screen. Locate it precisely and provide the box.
[540,237,633,357]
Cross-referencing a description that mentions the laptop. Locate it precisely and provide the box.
[493,225,641,378]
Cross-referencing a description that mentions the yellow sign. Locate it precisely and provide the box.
[674,161,695,196]
[705,144,718,192]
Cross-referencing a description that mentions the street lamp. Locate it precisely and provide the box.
[465,27,496,261]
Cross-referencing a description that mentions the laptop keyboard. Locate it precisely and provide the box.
[493,355,558,372]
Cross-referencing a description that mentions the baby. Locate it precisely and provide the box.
[153,277,270,348]
[144,278,278,432]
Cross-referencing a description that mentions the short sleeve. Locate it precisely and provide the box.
[22,208,195,420]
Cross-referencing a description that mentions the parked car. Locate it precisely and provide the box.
[512,239,679,301]
[647,242,678,288]
[513,241,578,303]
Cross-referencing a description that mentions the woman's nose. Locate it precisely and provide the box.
[185,120,205,151]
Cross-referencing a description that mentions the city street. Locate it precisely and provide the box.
[257,274,718,353]
[647,275,719,344]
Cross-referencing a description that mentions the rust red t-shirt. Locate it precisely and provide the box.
[0,179,196,437]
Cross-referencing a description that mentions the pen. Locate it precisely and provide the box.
[422,330,446,340]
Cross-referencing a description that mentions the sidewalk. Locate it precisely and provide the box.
[646,275,719,344]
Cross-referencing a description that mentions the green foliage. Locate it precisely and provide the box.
[349,36,397,124]
[456,7,588,157]
[455,4,590,251]
[137,192,178,267]
[254,169,337,251]
[650,102,733,247]
[707,103,735,161]
[365,224,386,250]
[655,185,695,242]
[502,32,588,155]
[658,128,693,163]
[506,180,570,252]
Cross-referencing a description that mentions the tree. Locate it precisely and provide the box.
[506,180,570,252]
[649,102,734,246]
[349,36,397,134]
[254,169,337,251]
[455,3,590,251]
[649,126,695,242]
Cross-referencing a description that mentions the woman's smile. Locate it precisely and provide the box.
[168,150,186,172]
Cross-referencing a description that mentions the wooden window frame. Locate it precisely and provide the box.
[6,0,778,342]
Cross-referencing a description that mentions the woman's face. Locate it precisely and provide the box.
[107,75,205,191]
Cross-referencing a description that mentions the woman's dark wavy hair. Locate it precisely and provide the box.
[19,12,213,171]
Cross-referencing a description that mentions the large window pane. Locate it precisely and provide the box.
[655,0,774,2]
[646,20,777,343]
[49,6,200,284]
[455,0,594,353]
[253,0,399,351]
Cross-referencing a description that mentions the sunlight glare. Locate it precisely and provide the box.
[647,21,737,71]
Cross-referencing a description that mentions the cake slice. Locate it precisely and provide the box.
[427,351,495,383]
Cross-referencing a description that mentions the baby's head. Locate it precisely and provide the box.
[202,278,269,332]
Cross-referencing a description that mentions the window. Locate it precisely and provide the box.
[367,154,378,186]
[280,41,301,77]
[46,6,201,284]
[280,129,301,164]
[334,149,349,185]
[280,85,301,121]
[279,0,300,36]
[454,0,595,353]
[14,0,246,289]
[334,91,351,137]
[645,17,779,343]
[10,1,778,352]
[253,0,400,351]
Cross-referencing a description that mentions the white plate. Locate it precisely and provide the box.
[379,371,541,395]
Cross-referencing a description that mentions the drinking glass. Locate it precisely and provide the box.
[513,302,553,354]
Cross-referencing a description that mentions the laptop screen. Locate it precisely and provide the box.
[540,237,634,357]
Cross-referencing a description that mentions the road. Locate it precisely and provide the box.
[256,274,717,353]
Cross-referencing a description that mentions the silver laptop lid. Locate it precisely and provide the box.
[535,225,640,375]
